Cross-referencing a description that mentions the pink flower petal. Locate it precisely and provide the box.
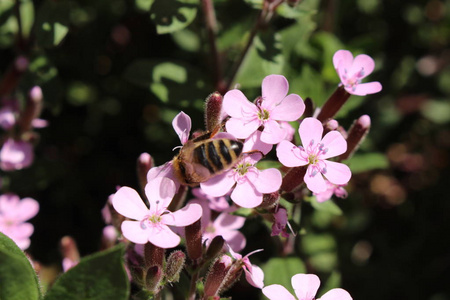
[319,288,353,300]
[226,117,260,140]
[201,171,235,197]
[0,193,20,215]
[121,220,148,244]
[304,168,327,193]
[147,225,180,248]
[349,54,375,79]
[323,161,351,185]
[261,119,285,144]
[9,222,34,239]
[299,118,323,149]
[215,212,245,231]
[350,82,382,96]
[189,199,210,230]
[276,140,307,167]
[145,177,176,212]
[113,187,148,220]
[292,273,320,300]
[162,203,202,227]
[333,50,353,71]
[223,89,255,118]
[172,111,191,144]
[262,284,296,300]
[220,230,246,252]
[270,94,305,122]
[231,181,262,208]
[243,131,273,155]
[244,264,264,289]
[261,75,289,107]
[253,168,282,193]
[14,238,31,250]
[14,197,39,223]
[320,131,347,159]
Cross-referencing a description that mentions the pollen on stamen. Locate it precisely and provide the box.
[322,167,327,174]
[140,220,147,230]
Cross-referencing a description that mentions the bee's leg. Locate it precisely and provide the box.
[209,117,230,138]
[243,149,265,161]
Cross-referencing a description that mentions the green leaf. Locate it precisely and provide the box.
[422,99,450,124]
[347,152,389,173]
[35,0,71,47]
[0,232,42,300]
[263,257,305,296]
[309,197,343,216]
[149,0,199,35]
[256,160,282,170]
[44,244,129,300]
[123,59,210,106]
[243,0,263,9]
[135,0,155,12]
[234,30,284,88]
[19,0,34,38]
[301,233,336,255]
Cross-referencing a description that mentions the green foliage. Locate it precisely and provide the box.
[44,244,129,300]
[309,197,343,216]
[0,233,42,300]
[347,153,390,173]
[34,0,71,47]
[263,257,305,295]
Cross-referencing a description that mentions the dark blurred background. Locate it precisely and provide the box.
[1,0,449,299]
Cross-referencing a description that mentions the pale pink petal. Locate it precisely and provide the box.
[9,222,34,239]
[112,187,148,220]
[14,197,39,222]
[333,50,353,71]
[314,188,334,203]
[145,177,176,212]
[14,238,31,250]
[0,193,20,214]
[189,199,210,230]
[172,111,191,144]
[201,171,235,197]
[349,54,375,79]
[262,284,296,300]
[31,118,48,128]
[320,131,347,159]
[223,89,255,118]
[304,168,327,193]
[121,220,148,244]
[299,118,323,148]
[323,161,351,185]
[162,203,202,227]
[319,288,353,300]
[215,213,245,231]
[253,168,282,193]
[213,132,237,140]
[226,117,260,139]
[279,121,295,142]
[350,82,382,96]
[261,119,285,144]
[147,225,180,248]
[276,140,307,167]
[243,131,273,155]
[221,230,246,252]
[261,75,289,107]
[244,264,264,289]
[0,139,34,171]
[270,94,305,122]
[231,181,262,208]
[292,273,320,300]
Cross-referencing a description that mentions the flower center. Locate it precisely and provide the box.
[257,109,270,121]
[343,67,365,91]
[205,224,216,234]
[235,161,253,176]
[140,214,162,230]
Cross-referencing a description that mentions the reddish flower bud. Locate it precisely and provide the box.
[339,115,371,161]
[205,236,225,262]
[203,255,233,298]
[144,243,165,269]
[137,152,154,192]
[205,92,223,132]
[316,85,351,123]
[166,250,186,283]
[144,265,163,292]
[280,166,308,192]
[260,191,280,209]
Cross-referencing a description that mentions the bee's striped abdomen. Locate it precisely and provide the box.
[193,139,243,174]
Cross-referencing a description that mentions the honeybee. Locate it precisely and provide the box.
[172,131,244,186]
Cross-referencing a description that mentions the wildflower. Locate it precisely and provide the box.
[0,193,39,250]
[229,248,264,289]
[201,132,281,208]
[313,180,348,203]
[276,118,351,193]
[190,199,246,252]
[333,50,382,96]
[112,177,202,248]
[262,273,352,300]
[271,207,289,238]
[0,138,34,171]
[223,74,305,144]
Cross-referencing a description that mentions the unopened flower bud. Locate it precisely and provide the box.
[205,236,225,262]
[166,250,186,283]
[18,86,44,133]
[260,191,280,209]
[339,115,371,161]
[217,261,243,294]
[205,92,223,132]
[60,236,80,272]
[101,225,118,249]
[15,56,29,72]
[137,152,154,192]
[203,255,233,298]
[316,85,351,123]
[144,265,163,292]
[185,219,203,262]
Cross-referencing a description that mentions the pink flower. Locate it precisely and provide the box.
[262,273,352,300]
[230,248,264,289]
[112,177,202,248]
[191,188,233,212]
[0,105,16,130]
[201,132,281,208]
[333,50,382,96]
[191,199,246,252]
[0,138,34,171]
[0,193,39,250]
[271,207,289,238]
[313,180,348,203]
[276,118,351,193]
[223,75,305,144]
